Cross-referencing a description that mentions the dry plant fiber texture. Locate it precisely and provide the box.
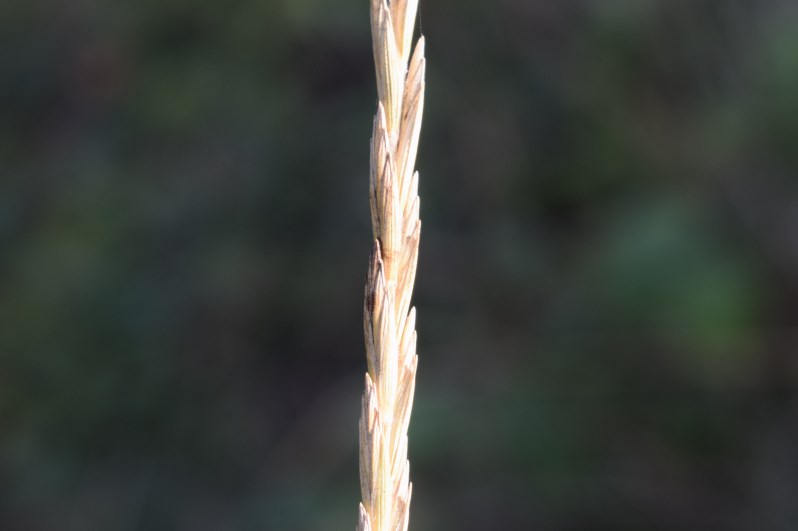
[357,1,425,531]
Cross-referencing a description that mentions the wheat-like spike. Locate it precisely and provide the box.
[358,1,425,530]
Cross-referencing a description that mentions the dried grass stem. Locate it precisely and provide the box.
[357,1,425,530]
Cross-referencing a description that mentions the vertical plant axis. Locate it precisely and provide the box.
[358,1,425,531]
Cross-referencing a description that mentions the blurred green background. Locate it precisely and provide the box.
[2,0,798,529]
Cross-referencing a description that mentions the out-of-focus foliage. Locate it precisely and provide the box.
[1,1,797,529]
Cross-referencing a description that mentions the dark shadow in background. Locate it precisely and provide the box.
[1,0,797,529]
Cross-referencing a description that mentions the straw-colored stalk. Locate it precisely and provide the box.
[357,1,425,530]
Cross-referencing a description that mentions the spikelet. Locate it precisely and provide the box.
[358,1,425,530]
